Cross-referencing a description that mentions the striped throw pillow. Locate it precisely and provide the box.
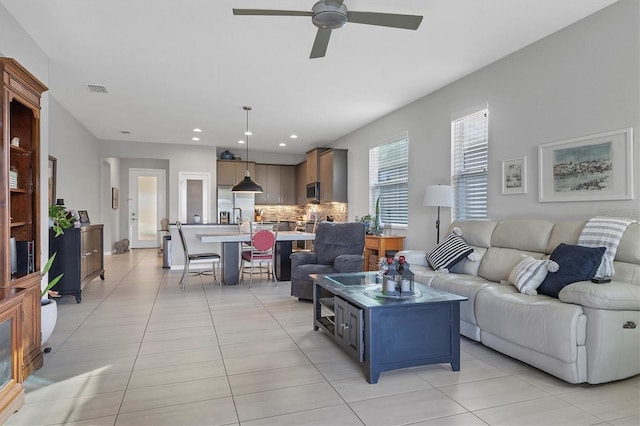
[508,256,559,295]
[427,233,473,271]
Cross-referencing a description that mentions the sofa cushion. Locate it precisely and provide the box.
[449,246,487,276]
[475,284,586,364]
[478,247,545,283]
[491,220,554,253]
[430,274,494,327]
[427,233,473,271]
[508,256,559,295]
[559,281,640,310]
[538,244,606,298]
[546,221,586,254]
[448,220,498,248]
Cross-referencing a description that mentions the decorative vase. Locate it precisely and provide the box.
[193,214,201,224]
[41,299,57,345]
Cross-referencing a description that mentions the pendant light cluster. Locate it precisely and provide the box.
[232,106,264,193]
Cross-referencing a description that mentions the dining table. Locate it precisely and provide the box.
[198,231,316,285]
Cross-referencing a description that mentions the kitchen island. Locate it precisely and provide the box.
[198,230,315,285]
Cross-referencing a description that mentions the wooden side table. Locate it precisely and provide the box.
[364,235,405,271]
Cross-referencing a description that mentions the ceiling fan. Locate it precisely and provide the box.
[233,0,423,59]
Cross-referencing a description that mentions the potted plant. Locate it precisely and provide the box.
[41,205,72,349]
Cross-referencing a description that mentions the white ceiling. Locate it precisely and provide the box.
[1,0,617,155]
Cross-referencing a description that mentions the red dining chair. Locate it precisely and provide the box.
[239,222,278,288]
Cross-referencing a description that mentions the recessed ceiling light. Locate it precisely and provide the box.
[193,128,202,132]
[290,134,298,139]
[238,140,246,144]
[192,137,200,141]
[244,131,252,136]
[279,142,286,147]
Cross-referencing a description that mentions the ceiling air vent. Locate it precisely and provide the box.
[87,84,108,94]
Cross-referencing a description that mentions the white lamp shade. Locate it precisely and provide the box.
[423,185,453,207]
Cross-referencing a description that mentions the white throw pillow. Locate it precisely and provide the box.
[508,256,559,295]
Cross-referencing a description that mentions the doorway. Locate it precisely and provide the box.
[129,168,166,248]
[178,172,210,223]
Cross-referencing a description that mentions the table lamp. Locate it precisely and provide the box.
[423,185,453,244]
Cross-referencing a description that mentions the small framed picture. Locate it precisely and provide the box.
[112,187,119,209]
[78,210,90,225]
[502,156,527,195]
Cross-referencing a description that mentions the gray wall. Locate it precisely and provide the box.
[330,0,640,250]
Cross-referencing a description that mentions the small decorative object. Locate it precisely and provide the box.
[373,196,383,235]
[378,255,414,296]
[193,214,201,224]
[78,210,90,225]
[220,150,234,160]
[10,136,20,147]
[114,239,130,254]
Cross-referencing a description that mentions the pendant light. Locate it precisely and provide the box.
[232,106,264,193]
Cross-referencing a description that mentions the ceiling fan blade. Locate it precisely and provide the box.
[233,9,312,17]
[347,11,423,30]
[310,28,332,59]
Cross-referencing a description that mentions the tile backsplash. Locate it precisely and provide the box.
[255,203,348,223]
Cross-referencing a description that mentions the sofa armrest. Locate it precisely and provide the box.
[290,251,317,269]
[559,281,640,310]
[334,254,365,273]
[395,250,428,267]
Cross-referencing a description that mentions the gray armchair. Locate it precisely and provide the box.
[290,222,365,300]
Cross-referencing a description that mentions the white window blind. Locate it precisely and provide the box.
[369,138,409,225]
[451,109,488,220]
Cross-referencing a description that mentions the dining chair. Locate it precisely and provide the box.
[176,221,221,288]
[239,221,278,288]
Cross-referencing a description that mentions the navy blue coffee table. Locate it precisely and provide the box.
[311,272,467,384]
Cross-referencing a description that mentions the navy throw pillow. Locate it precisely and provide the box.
[537,243,606,298]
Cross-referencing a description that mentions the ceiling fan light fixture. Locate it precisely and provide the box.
[312,1,347,29]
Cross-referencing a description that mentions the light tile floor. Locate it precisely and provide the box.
[7,249,639,425]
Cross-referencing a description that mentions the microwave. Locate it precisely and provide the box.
[306,182,320,202]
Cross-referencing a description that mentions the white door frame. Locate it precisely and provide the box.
[178,171,210,223]
[129,168,166,248]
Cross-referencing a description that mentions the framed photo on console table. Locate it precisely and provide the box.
[78,210,90,225]
[538,128,633,202]
[502,156,527,195]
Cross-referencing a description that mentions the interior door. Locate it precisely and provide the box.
[130,169,166,248]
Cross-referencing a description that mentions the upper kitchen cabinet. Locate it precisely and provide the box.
[319,149,348,203]
[280,165,296,205]
[255,164,296,205]
[296,162,307,204]
[305,148,328,184]
[217,160,255,186]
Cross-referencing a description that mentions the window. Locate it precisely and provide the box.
[369,136,409,225]
[451,108,488,219]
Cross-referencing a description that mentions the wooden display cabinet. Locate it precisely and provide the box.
[1,57,48,421]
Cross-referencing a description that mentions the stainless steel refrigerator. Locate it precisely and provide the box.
[217,186,255,224]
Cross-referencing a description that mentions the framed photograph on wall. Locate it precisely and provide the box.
[501,156,527,195]
[112,187,119,209]
[538,128,633,202]
[78,210,90,225]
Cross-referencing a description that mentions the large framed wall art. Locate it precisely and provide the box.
[538,128,633,202]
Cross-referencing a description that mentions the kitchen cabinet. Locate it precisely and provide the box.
[217,160,255,186]
[280,165,296,205]
[254,164,296,205]
[296,162,307,204]
[266,165,281,204]
[254,164,267,204]
[305,148,327,184]
[49,225,105,303]
[319,149,348,203]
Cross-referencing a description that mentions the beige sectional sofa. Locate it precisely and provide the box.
[397,219,640,384]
